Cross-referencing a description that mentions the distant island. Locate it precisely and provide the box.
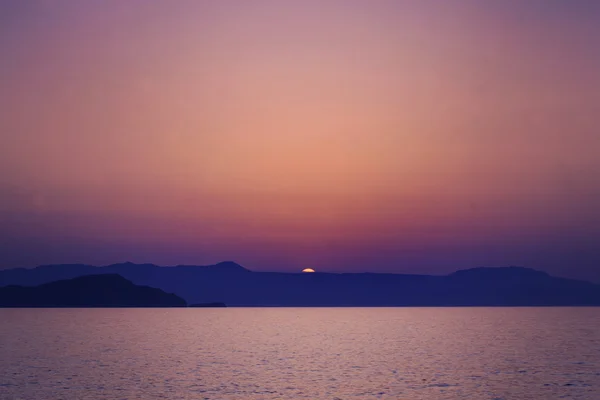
[190,302,227,308]
[0,274,187,307]
[2,262,600,307]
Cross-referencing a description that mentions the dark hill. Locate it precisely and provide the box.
[1,263,599,306]
[0,274,187,307]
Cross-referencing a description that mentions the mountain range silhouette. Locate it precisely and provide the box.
[1,262,600,306]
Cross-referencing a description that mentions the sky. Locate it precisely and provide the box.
[1,1,599,280]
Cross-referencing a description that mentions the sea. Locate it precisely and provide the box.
[1,308,599,399]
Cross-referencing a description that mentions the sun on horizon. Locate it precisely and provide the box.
[302,268,316,273]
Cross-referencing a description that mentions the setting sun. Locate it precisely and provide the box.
[302,268,315,273]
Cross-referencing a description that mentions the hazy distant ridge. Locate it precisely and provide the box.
[1,263,599,306]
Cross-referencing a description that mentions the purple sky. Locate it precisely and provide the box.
[1,1,599,281]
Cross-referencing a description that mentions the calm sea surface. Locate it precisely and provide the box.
[1,308,599,399]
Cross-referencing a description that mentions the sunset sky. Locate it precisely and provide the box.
[1,1,599,280]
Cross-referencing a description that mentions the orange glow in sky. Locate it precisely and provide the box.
[1,1,599,280]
